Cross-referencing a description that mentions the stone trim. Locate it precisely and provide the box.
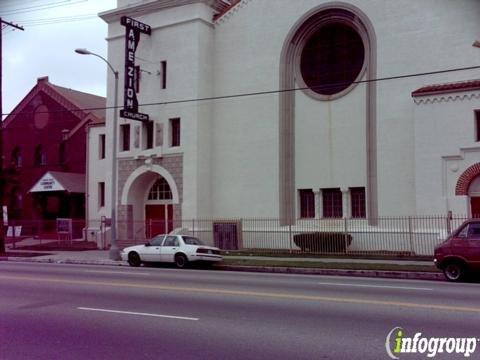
[455,162,480,195]
[117,155,183,223]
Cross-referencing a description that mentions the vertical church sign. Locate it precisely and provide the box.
[120,16,151,122]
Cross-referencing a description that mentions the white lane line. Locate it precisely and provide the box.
[317,282,433,291]
[77,307,199,321]
[83,270,150,276]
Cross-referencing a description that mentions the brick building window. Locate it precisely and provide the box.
[9,187,23,215]
[350,187,366,218]
[299,189,315,218]
[120,124,130,151]
[34,145,46,166]
[322,188,342,218]
[59,143,66,165]
[11,147,22,168]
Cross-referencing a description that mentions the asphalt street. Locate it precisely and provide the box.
[1,262,480,360]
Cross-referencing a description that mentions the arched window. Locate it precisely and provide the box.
[34,145,46,166]
[300,22,365,96]
[11,147,22,168]
[148,178,172,200]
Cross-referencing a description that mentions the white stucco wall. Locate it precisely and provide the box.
[414,91,480,215]
[87,125,108,223]
[89,0,480,228]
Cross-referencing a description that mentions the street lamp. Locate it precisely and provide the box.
[473,40,480,49]
[75,48,121,261]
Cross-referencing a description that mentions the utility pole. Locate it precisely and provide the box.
[0,18,24,255]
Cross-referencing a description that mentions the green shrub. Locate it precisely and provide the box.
[293,232,352,253]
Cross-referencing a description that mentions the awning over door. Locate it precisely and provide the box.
[29,171,85,193]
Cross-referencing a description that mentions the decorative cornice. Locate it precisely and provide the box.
[413,92,480,105]
[105,17,213,41]
[412,79,480,105]
[214,0,252,25]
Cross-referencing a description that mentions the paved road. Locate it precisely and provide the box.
[1,262,479,360]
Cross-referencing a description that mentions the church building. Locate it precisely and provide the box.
[86,0,480,247]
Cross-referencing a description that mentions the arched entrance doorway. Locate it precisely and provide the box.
[120,164,180,242]
[145,177,174,237]
[469,176,480,217]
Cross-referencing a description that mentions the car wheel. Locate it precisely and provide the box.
[443,261,465,282]
[174,254,188,269]
[128,252,141,267]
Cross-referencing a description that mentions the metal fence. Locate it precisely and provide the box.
[5,214,470,257]
[5,219,87,250]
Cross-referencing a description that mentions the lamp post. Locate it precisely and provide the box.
[75,48,121,260]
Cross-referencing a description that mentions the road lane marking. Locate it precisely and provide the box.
[77,307,198,321]
[83,270,150,276]
[317,282,433,291]
[1,274,479,313]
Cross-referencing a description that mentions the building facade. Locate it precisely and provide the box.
[88,0,480,244]
[3,77,105,231]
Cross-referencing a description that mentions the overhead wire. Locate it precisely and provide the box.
[18,14,99,26]
[0,0,87,16]
[3,64,480,117]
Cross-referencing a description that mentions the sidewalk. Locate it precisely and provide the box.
[0,249,444,281]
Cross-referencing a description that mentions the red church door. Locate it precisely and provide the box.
[471,197,480,218]
[145,204,173,238]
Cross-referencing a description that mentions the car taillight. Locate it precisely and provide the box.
[197,248,220,255]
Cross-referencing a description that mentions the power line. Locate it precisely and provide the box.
[0,0,87,17]
[19,14,99,27]
[3,64,480,118]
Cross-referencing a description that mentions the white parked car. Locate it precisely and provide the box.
[121,234,223,268]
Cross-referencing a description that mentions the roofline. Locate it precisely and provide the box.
[213,0,241,21]
[3,78,105,128]
[412,80,480,97]
[99,0,217,23]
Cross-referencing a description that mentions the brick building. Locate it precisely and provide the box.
[2,76,105,229]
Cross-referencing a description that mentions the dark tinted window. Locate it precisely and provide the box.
[300,22,364,95]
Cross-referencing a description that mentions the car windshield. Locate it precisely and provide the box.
[183,236,204,245]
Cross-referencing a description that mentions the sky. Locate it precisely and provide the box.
[1,0,117,119]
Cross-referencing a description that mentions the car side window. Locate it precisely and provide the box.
[458,225,469,238]
[468,223,480,239]
[163,236,179,247]
[150,235,165,246]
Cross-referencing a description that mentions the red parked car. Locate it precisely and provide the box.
[434,219,480,281]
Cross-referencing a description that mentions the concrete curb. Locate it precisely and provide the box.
[214,264,445,281]
[1,256,124,266]
[0,255,445,281]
